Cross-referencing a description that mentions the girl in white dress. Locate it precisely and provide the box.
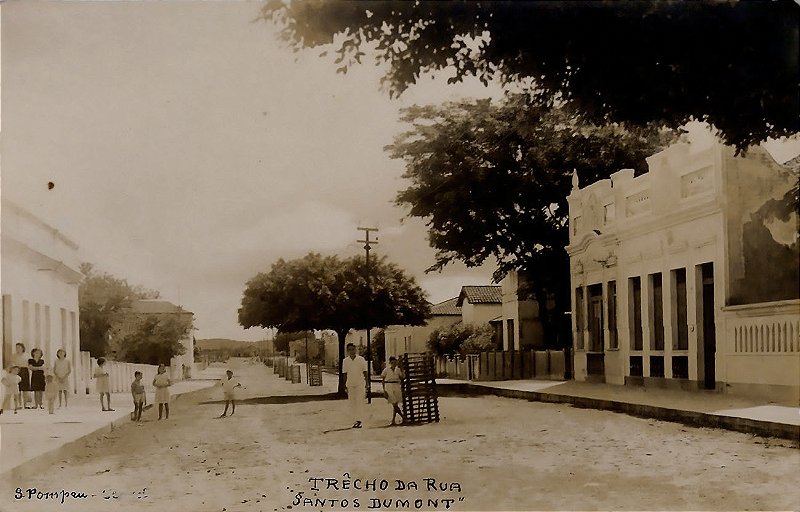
[152,364,172,420]
[53,349,72,408]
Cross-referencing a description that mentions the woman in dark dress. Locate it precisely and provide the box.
[28,348,46,409]
[13,343,31,408]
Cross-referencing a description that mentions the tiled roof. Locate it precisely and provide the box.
[129,300,193,315]
[430,297,462,316]
[456,285,502,306]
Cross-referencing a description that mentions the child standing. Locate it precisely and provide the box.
[44,374,58,414]
[1,366,21,415]
[219,369,243,418]
[131,371,146,423]
[53,349,72,408]
[28,348,46,409]
[14,343,31,409]
[152,364,172,420]
[380,356,405,426]
[94,357,113,411]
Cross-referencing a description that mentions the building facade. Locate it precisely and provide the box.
[1,200,83,393]
[384,298,463,359]
[567,142,799,401]
[500,271,546,350]
[456,286,503,325]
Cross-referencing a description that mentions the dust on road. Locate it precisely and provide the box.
[1,361,797,512]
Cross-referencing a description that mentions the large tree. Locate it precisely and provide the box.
[112,314,191,366]
[273,330,315,353]
[263,0,798,151]
[238,253,430,393]
[389,94,676,344]
[78,263,159,358]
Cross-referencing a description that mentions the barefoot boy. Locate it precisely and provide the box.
[219,370,243,417]
[131,371,146,423]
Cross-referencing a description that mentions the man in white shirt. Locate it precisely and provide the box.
[342,343,368,428]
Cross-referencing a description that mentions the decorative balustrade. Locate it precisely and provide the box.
[733,320,798,354]
[724,301,800,355]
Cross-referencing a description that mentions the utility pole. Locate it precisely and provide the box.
[357,226,378,403]
[304,330,309,384]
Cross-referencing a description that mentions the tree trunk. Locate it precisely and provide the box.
[335,328,349,396]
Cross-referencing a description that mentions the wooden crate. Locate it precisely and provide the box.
[400,353,440,425]
[309,364,323,386]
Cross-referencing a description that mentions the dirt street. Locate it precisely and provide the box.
[1,361,797,512]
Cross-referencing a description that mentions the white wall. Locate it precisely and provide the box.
[1,201,83,393]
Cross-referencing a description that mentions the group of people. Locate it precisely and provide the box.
[1,342,72,415]
[0,342,176,424]
[343,342,405,428]
[125,362,173,423]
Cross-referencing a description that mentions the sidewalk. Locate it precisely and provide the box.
[0,366,224,475]
[438,378,800,441]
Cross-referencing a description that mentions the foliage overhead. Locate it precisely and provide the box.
[263,0,799,151]
[389,95,675,344]
[78,263,160,358]
[273,330,316,353]
[390,94,675,289]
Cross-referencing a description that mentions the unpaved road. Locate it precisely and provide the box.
[1,361,797,511]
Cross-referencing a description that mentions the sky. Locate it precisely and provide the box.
[1,2,503,341]
[2,2,798,342]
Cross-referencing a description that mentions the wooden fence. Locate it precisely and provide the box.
[436,349,569,382]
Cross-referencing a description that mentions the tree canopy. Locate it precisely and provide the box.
[238,252,430,392]
[390,94,676,341]
[112,314,191,366]
[273,330,316,353]
[428,323,495,358]
[78,263,160,358]
[264,0,799,151]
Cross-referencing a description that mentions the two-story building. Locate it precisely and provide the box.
[567,142,799,401]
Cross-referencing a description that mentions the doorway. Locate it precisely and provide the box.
[699,263,716,390]
[588,284,603,352]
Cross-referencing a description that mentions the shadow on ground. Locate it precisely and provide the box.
[199,393,344,405]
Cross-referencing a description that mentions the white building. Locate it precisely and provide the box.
[500,271,546,350]
[456,286,502,325]
[1,200,83,393]
[567,142,799,401]
[384,298,463,359]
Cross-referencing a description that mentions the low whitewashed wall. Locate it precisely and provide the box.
[721,300,800,390]
[81,351,185,394]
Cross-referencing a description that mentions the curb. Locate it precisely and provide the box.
[437,382,800,442]
[1,384,218,480]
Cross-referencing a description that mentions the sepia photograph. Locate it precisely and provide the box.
[0,1,798,511]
